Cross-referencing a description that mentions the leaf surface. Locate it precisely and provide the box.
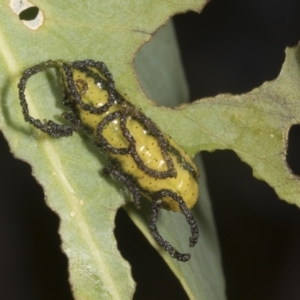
[0,1,226,300]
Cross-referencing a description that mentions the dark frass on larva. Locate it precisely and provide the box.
[18,60,199,261]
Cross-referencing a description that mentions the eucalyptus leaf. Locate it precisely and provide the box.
[4,0,299,299]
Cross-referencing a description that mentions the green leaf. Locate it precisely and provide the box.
[1,1,226,300]
[5,0,300,299]
[170,46,300,207]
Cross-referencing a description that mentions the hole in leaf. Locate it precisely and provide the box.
[134,20,188,108]
[19,6,39,21]
[286,124,300,175]
[10,0,44,30]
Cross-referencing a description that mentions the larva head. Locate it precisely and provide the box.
[60,62,112,109]
[60,61,121,135]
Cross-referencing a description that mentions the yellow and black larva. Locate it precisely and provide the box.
[18,60,199,261]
